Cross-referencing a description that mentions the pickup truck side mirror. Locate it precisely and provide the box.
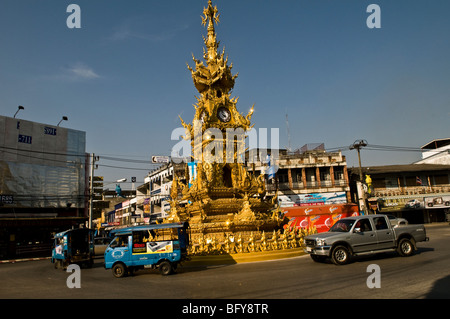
[354,228,361,233]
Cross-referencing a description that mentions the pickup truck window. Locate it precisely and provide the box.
[330,219,355,232]
[354,219,372,232]
[374,217,388,230]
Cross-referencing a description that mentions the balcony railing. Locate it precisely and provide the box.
[265,179,348,191]
[373,185,450,198]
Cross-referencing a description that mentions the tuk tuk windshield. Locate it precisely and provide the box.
[109,235,129,248]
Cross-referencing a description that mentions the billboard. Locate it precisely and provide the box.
[0,115,87,209]
[378,194,450,212]
[284,204,359,233]
[278,192,347,208]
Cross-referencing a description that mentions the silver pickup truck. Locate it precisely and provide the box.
[304,215,429,265]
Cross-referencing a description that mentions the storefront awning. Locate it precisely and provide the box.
[283,203,359,217]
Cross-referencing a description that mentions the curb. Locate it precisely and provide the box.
[0,257,51,264]
[183,248,306,267]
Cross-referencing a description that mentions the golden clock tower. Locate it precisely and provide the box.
[168,0,282,252]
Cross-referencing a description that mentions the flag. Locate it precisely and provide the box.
[187,161,197,188]
[416,176,422,185]
[266,155,275,180]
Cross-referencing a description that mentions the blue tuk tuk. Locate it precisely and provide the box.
[104,222,190,277]
[51,228,94,269]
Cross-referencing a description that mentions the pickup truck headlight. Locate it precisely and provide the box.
[316,239,326,246]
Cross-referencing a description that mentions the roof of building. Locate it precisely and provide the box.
[349,163,450,175]
[421,138,450,150]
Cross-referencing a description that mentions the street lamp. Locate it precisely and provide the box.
[57,116,68,126]
[350,139,369,215]
[13,105,24,118]
[349,140,368,182]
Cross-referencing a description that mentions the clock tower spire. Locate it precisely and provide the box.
[184,0,253,136]
[169,1,281,250]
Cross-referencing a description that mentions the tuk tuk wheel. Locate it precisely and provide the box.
[54,260,62,269]
[112,263,127,278]
[159,261,173,276]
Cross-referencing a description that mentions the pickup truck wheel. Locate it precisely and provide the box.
[331,245,351,265]
[398,238,414,257]
[112,263,127,278]
[159,261,173,276]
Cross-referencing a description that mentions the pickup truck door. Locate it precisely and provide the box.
[373,216,395,250]
[350,218,378,253]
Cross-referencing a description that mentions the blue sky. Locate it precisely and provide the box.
[1,0,449,186]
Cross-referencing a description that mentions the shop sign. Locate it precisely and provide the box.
[278,192,347,208]
[378,194,450,212]
[152,156,170,163]
[1,195,14,205]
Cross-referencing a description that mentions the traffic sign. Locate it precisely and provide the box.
[152,156,170,163]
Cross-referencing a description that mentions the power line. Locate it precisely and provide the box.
[99,155,159,164]
[365,144,423,152]
[0,149,85,165]
[97,163,153,171]
[0,146,160,170]
[0,145,85,158]
[326,143,426,153]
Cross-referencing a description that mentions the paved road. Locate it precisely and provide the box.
[1,224,449,301]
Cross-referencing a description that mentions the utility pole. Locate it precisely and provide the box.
[350,140,368,214]
[89,153,99,229]
[350,140,367,182]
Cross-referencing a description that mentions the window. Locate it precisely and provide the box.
[132,231,147,253]
[111,235,128,247]
[433,174,449,185]
[354,219,373,232]
[334,167,344,180]
[374,217,388,230]
[330,219,355,232]
[385,177,398,189]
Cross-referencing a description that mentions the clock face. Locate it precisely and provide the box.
[217,107,231,122]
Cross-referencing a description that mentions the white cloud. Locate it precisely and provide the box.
[107,15,189,43]
[41,62,101,82]
[67,62,100,80]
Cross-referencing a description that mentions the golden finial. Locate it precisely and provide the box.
[201,0,220,28]
[201,0,220,63]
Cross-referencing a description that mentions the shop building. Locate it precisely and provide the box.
[136,162,187,224]
[350,164,450,224]
[0,115,88,259]
[248,145,355,232]
[249,145,351,207]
